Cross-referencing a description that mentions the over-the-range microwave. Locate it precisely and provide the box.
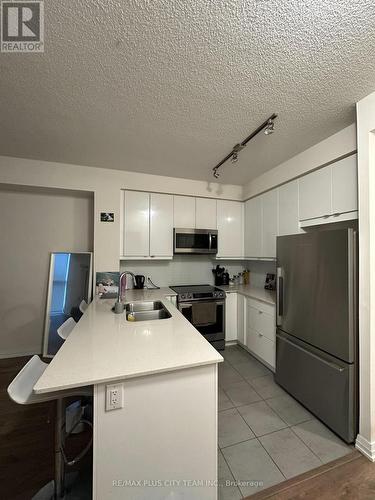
[173,228,218,254]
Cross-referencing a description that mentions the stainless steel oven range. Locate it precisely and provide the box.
[169,284,226,351]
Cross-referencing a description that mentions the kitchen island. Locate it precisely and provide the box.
[35,288,223,499]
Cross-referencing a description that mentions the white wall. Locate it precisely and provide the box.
[121,257,275,289]
[0,186,93,357]
[355,91,375,460]
[243,124,357,199]
[0,156,243,274]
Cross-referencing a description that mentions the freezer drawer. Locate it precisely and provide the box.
[275,331,357,443]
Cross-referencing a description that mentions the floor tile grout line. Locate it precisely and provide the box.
[288,425,328,466]
[219,443,246,498]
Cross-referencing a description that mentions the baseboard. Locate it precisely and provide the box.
[225,340,237,346]
[355,434,375,461]
[0,350,39,360]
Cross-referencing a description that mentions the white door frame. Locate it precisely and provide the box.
[355,91,375,460]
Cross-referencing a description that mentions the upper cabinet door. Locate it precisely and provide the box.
[299,166,331,221]
[262,190,278,258]
[150,193,174,257]
[332,155,358,215]
[123,191,150,257]
[196,198,217,229]
[244,197,262,258]
[217,200,243,258]
[173,195,195,228]
[278,180,300,236]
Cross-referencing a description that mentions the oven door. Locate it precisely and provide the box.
[174,229,218,254]
[179,300,225,349]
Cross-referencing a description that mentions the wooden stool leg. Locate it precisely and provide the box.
[54,399,65,498]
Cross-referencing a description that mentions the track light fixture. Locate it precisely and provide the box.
[212,113,277,179]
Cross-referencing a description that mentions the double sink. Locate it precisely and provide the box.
[125,301,172,322]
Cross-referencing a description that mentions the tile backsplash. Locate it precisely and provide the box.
[120,256,275,288]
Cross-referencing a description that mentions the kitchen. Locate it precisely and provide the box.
[1,2,375,500]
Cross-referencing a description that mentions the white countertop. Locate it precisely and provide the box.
[34,287,222,394]
[218,284,276,306]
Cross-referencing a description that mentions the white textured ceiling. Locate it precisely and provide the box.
[1,1,375,185]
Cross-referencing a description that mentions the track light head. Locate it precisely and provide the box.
[264,118,275,135]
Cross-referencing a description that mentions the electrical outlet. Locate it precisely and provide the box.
[105,383,124,411]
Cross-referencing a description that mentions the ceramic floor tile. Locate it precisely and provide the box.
[219,408,255,448]
[237,401,288,437]
[259,428,322,479]
[218,450,243,500]
[219,387,235,411]
[233,359,270,381]
[292,419,353,464]
[266,394,314,426]
[219,363,244,389]
[249,374,287,399]
[224,381,262,407]
[222,438,285,497]
[222,346,253,366]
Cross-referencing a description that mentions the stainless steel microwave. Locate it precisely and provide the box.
[173,228,218,254]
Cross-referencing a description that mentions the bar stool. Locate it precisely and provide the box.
[79,300,88,313]
[8,355,92,498]
[57,317,76,340]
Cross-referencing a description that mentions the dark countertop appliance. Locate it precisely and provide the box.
[212,265,229,286]
[174,228,218,254]
[169,284,226,351]
[275,228,358,443]
[134,275,145,289]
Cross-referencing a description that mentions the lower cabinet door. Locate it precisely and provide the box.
[246,328,275,370]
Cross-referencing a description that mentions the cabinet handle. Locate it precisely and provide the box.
[258,310,263,314]
[333,213,341,217]
[150,255,155,258]
[258,332,263,337]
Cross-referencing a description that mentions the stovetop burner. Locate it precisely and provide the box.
[169,284,226,302]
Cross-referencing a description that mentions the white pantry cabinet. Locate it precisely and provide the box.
[195,198,217,229]
[278,180,300,236]
[123,191,150,258]
[262,190,278,258]
[217,200,244,258]
[150,193,174,258]
[244,197,262,258]
[173,195,195,228]
[122,191,173,259]
[225,292,238,342]
[299,154,358,227]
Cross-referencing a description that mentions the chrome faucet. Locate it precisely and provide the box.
[114,271,136,314]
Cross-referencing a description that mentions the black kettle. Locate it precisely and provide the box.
[134,275,145,289]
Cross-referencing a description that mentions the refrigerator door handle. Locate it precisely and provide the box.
[277,267,284,326]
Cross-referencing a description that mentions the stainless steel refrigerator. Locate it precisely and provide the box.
[275,228,358,443]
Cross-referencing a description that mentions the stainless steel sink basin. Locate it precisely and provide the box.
[125,301,164,313]
[125,301,171,322]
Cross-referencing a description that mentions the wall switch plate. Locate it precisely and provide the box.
[105,383,124,411]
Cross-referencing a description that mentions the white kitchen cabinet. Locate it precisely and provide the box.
[262,190,278,258]
[278,180,300,236]
[245,298,276,370]
[225,292,238,342]
[123,191,150,258]
[237,294,245,345]
[332,155,358,215]
[299,165,331,221]
[217,200,244,258]
[244,197,262,258]
[173,195,195,228]
[195,198,217,229]
[150,193,173,258]
[299,155,358,227]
